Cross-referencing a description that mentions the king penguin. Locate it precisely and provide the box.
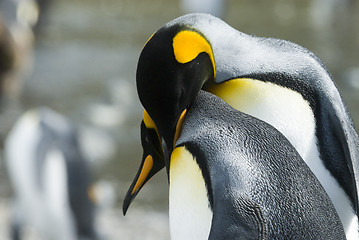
[123,13,359,239]
[134,89,348,239]
[187,90,348,239]
[5,107,98,240]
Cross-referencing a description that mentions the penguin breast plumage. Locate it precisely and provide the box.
[169,146,213,239]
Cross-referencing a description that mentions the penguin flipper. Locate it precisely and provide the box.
[330,109,359,214]
[209,195,268,240]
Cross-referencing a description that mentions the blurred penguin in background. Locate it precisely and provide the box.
[4,107,98,240]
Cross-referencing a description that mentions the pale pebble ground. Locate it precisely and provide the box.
[0,198,170,240]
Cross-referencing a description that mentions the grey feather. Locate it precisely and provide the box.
[177,91,346,239]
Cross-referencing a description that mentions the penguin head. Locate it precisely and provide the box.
[123,111,165,215]
[124,19,216,214]
[136,23,215,161]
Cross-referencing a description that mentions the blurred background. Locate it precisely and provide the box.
[0,0,358,239]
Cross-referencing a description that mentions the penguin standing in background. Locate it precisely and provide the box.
[5,107,97,240]
[123,13,359,239]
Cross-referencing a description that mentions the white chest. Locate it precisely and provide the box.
[169,147,213,240]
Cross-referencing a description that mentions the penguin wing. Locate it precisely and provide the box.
[209,195,268,240]
[330,105,359,213]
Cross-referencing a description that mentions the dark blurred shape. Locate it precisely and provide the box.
[0,19,16,100]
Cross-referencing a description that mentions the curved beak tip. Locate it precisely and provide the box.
[122,155,154,216]
[122,204,128,216]
[122,198,130,216]
[122,189,137,216]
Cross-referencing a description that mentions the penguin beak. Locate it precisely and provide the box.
[123,152,165,215]
[123,154,156,215]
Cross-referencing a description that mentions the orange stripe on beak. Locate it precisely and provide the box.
[131,155,154,195]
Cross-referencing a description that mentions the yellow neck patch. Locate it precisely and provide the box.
[142,110,162,149]
[173,109,187,148]
[170,146,209,204]
[172,30,216,77]
[143,110,157,130]
[206,78,268,110]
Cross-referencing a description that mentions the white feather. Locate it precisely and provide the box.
[169,147,213,240]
